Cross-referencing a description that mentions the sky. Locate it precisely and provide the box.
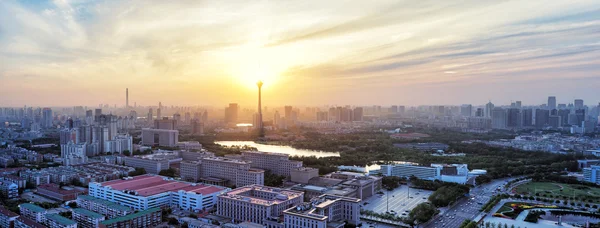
[0,0,599,107]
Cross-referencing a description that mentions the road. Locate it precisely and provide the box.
[424,177,516,228]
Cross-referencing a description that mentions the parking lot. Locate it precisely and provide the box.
[21,192,57,204]
[362,186,432,217]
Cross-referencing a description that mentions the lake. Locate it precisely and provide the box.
[214,141,340,158]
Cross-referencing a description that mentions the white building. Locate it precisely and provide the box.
[88,175,229,212]
[103,134,133,154]
[283,194,361,228]
[378,163,439,180]
[584,165,600,184]
[60,142,88,166]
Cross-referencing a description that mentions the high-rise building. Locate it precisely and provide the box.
[284,106,293,119]
[154,118,177,130]
[558,109,570,126]
[491,108,507,129]
[475,108,484,117]
[575,99,584,109]
[42,108,53,128]
[460,104,472,117]
[353,107,363,121]
[575,109,586,125]
[147,108,153,123]
[548,96,557,110]
[485,102,494,118]
[522,109,533,127]
[515,101,522,109]
[225,103,239,124]
[156,108,161,120]
[506,108,521,128]
[535,109,550,128]
[549,115,561,128]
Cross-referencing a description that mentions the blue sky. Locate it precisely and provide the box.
[0,0,599,107]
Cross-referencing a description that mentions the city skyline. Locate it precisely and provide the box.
[1,1,599,106]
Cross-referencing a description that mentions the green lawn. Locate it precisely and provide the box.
[515,182,600,200]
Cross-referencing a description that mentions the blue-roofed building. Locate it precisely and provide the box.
[19,203,46,223]
[44,213,77,228]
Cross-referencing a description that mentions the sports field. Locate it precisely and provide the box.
[514,182,600,200]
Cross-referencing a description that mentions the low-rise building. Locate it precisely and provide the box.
[290,167,319,184]
[19,203,46,223]
[15,216,46,228]
[99,207,161,228]
[123,156,169,174]
[242,151,303,177]
[283,194,361,228]
[44,213,77,228]
[0,206,19,228]
[216,185,304,226]
[36,183,84,201]
[89,175,229,212]
[72,208,105,228]
[77,195,133,219]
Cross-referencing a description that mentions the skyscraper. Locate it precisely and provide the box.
[485,102,494,118]
[535,109,550,128]
[42,108,53,128]
[225,103,239,124]
[491,108,507,129]
[147,108,153,123]
[548,96,556,110]
[507,108,521,128]
[575,99,584,109]
[284,106,293,119]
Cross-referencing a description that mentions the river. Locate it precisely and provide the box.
[214,141,340,158]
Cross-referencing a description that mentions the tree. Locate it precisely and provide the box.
[67,202,77,208]
[159,168,177,178]
[264,171,286,187]
[409,203,438,223]
[130,168,146,176]
[167,217,179,225]
[382,176,401,190]
[188,213,198,219]
[122,150,131,156]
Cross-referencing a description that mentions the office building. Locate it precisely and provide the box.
[99,208,161,228]
[88,175,229,211]
[283,194,361,228]
[154,118,177,130]
[522,109,533,127]
[378,163,439,180]
[216,185,304,225]
[123,156,169,174]
[584,166,600,184]
[0,207,19,228]
[506,108,521,128]
[198,157,265,187]
[353,107,363,121]
[77,195,134,219]
[19,203,46,223]
[290,167,319,184]
[242,151,303,177]
[575,99,584,109]
[72,208,105,228]
[141,128,179,147]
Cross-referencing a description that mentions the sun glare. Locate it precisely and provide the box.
[228,43,283,90]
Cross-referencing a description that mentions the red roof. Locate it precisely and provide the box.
[102,175,224,196]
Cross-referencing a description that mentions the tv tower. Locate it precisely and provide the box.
[126,88,129,108]
[257,81,264,137]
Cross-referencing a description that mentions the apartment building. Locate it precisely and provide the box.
[72,208,105,228]
[99,207,161,228]
[19,203,46,223]
[0,206,19,228]
[15,217,46,228]
[89,175,228,211]
[44,213,77,228]
[77,195,133,219]
[216,185,304,226]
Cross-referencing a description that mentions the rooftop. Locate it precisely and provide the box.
[19,203,46,213]
[16,217,46,228]
[220,185,303,206]
[0,206,18,217]
[45,213,77,226]
[100,207,161,225]
[73,208,104,219]
[97,175,226,196]
[77,195,133,212]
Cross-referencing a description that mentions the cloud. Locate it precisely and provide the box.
[0,0,599,106]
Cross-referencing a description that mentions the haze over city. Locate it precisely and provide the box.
[1,0,599,107]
